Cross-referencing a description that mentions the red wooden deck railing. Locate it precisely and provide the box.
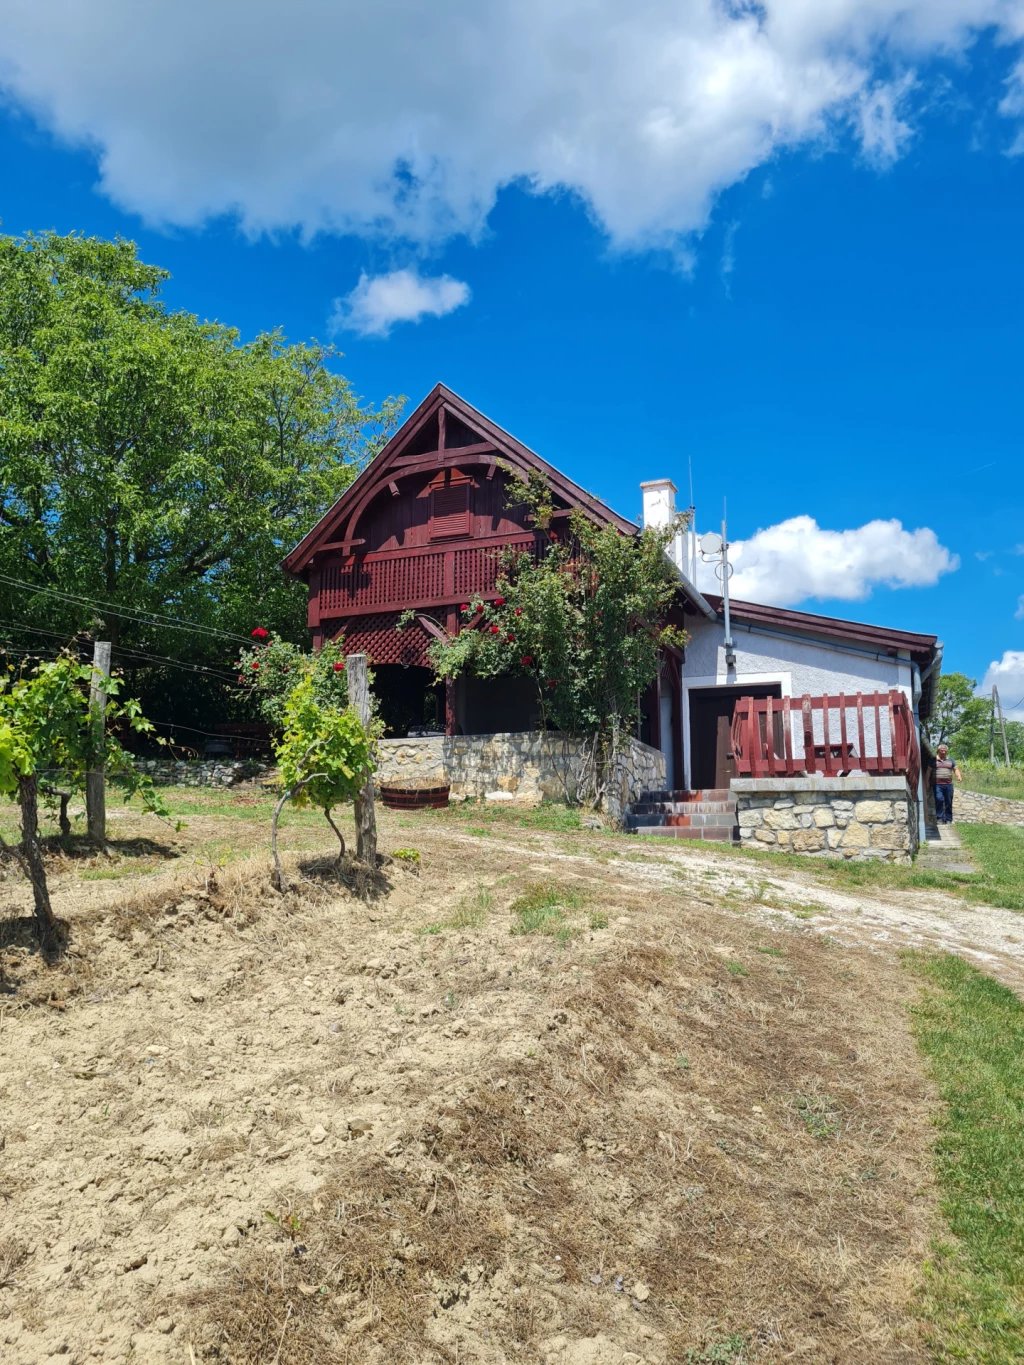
[730,691,920,790]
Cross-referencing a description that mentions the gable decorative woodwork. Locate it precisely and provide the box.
[286,383,639,660]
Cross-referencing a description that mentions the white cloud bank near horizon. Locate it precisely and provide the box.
[980,652,1024,719]
[332,269,470,337]
[693,515,959,607]
[0,2,1021,252]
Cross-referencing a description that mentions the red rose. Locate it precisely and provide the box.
[251,661,260,671]
[515,608,522,617]
[333,661,345,672]
[494,596,506,606]
[490,625,500,634]
[460,603,469,612]
[547,679,556,688]
[251,627,269,640]
[521,655,533,666]
[237,674,244,682]
[506,633,515,643]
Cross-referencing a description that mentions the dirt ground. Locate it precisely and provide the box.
[0,793,984,1364]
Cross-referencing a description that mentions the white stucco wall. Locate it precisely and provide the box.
[679,615,915,790]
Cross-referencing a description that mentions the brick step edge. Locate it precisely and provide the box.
[633,797,737,808]
[630,825,739,842]
[640,789,731,803]
[625,813,738,829]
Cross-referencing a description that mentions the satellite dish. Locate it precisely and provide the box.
[699,531,722,556]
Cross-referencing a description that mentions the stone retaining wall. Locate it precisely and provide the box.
[732,775,918,863]
[132,759,270,787]
[377,731,664,822]
[951,788,1024,827]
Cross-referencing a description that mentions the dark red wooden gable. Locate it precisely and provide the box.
[282,383,639,665]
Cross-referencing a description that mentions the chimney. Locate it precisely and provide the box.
[640,479,682,569]
[640,479,676,530]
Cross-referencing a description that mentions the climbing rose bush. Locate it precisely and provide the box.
[425,507,688,736]
[236,633,350,729]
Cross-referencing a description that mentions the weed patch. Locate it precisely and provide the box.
[510,881,589,941]
[793,1092,840,1140]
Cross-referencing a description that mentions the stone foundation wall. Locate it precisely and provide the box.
[950,788,1024,827]
[377,731,664,822]
[732,775,918,863]
[132,759,270,787]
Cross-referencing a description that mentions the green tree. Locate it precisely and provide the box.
[0,230,402,726]
[270,673,374,891]
[0,653,167,947]
[925,673,991,752]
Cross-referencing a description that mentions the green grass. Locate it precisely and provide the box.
[960,765,1024,802]
[509,881,589,943]
[906,953,1024,1362]
[413,796,582,835]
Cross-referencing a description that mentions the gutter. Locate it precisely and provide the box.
[729,618,922,668]
[671,561,716,620]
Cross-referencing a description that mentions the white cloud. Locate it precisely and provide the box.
[332,269,470,338]
[0,2,1021,250]
[980,651,1024,718]
[694,514,959,607]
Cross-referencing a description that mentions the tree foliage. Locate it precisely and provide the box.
[0,653,167,944]
[423,499,688,738]
[0,230,402,728]
[925,673,996,755]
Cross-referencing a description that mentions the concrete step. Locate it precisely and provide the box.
[631,825,738,842]
[625,811,738,829]
[640,788,731,804]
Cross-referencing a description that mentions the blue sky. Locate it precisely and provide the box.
[0,3,1022,712]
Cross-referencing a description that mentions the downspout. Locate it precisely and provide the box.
[912,642,944,846]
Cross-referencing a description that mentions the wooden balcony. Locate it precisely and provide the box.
[311,533,542,624]
[730,691,920,790]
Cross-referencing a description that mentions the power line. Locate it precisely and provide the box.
[0,571,252,644]
[0,618,240,682]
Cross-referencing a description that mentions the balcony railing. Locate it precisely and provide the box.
[730,691,920,790]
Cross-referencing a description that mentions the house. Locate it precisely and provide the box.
[284,386,940,852]
[281,383,688,750]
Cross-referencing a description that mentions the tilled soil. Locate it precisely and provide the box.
[0,806,967,1363]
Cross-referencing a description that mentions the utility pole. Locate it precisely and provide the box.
[86,640,111,846]
[345,653,377,867]
[994,686,1011,767]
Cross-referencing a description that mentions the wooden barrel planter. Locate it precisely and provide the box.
[379,783,450,810]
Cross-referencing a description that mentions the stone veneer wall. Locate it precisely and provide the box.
[951,788,1024,827]
[376,731,664,823]
[132,759,270,787]
[732,775,918,863]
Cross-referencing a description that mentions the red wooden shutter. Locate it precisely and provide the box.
[430,483,470,540]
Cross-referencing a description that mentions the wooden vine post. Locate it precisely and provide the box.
[86,640,111,847]
[346,653,377,866]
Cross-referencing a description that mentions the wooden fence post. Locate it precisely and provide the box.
[346,653,377,867]
[86,640,111,847]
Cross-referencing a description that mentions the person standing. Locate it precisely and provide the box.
[932,744,963,825]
